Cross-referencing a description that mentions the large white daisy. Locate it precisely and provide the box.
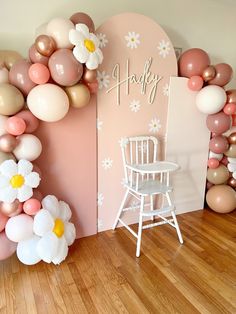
[33,195,76,265]
[69,23,103,70]
[0,159,40,203]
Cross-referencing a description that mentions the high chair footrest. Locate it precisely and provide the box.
[141,206,174,217]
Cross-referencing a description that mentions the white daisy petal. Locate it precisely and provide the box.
[36,232,59,263]
[64,222,76,246]
[42,195,59,218]
[58,201,72,222]
[17,160,33,176]
[75,23,90,37]
[69,29,84,45]
[0,176,9,188]
[89,33,100,48]
[95,48,103,64]
[17,185,32,202]
[25,172,40,188]
[52,236,68,265]
[86,53,99,70]
[0,160,17,178]
[0,186,17,203]
[73,45,89,63]
[33,209,55,236]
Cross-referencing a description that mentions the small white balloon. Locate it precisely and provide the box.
[228,157,236,164]
[5,214,34,242]
[208,151,223,161]
[13,134,42,161]
[196,85,226,114]
[35,22,48,38]
[0,115,8,136]
[0,67,9,84]
[47,18,74,49]
[228,163,236,172]
[17,235,41,265]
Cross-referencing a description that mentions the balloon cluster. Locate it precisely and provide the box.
[0,12,102,264]
[178,48,236,214]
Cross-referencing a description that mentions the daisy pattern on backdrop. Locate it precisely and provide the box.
[162,83,169,96]
[97,192,104,207]
[102,158,113,170]
[129,99,141,112]
[97,70,110,90]
[97,118,103,131]
[149,118,162,133]
[157,40,171,58]
[96,33,108,48]
[125,31,140,49]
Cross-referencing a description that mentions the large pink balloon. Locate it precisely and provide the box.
[70,12,95,32]
[0,211,8,232]
[178,48,210,78]
[206,111,231,134]
[209,135,229,154]
[9,59,36,97]
[15,110,39,133]
[48,49,83,86]
[208,63,233,87]
[29,44,49,66]
[0,231,17,260]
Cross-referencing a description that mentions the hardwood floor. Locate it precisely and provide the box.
[0,209,236,314]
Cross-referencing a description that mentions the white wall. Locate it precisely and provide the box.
[0,0,236,86]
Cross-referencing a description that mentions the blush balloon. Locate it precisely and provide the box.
[208,63,233,87]
[86,81,98,94]
[209,135,229,154]
[28,63,50,85]
[187,76,204,91]
[15,110,39,133]
[29,44,49,66]
[70,12,95,32]
[207,158,219,169]
[223,103,236,115]
[23,198,41,216]
[206,185,236,213]
[0,231,17,261]
[6,116,26,136]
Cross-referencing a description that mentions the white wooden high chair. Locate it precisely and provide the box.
[113,136,183,257]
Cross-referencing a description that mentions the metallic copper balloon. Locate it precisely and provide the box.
[226,89,236,104]
[0,134,18,152]
[228,177,236,189]
[228,132,236,145]
[35,35,56,57]
[224,144,236,158]
[0,200,22,217]
[83,69,97,83]
[202,65,216,82]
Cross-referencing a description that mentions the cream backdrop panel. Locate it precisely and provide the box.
[96,13,177,232]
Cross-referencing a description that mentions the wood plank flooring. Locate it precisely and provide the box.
[0,209,236,314]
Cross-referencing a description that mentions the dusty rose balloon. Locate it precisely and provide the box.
[28,63,50,85]
[223,103,236,115]
[187,76,204,91]
[23,198,41,216]
[6,116,26,135]
[35,35,56,57]
[206,184,236,213]
[70,12,95,32]
[0,83,25,115]
[0,199,22,217]
[178,48,210,78]
[65,83,90,108]
[0,211,8,232]
[228,132,236,145]
[226,89,236,104]
[0,67,9,84]
[207,164,229,185]
[232,115,236,127]
[83,69,97,83]
[207,158,219,169]
[224,144,236,158]
[15,110,39,133]
[209,135,229,154]
[9,60,36,96]
[228,177,236,189]
[47,18,74,49]
[29,44,49,66]
[0,134,18,152]
[0,231,17,261]
[202,65,216,82]
[206,111,231,134]
[0,151,16,164]
[48,49,83,86]
[208,63,233,87]
[221,156,228,166]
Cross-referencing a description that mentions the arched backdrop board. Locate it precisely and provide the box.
[96,13,177,232]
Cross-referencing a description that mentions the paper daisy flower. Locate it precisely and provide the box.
[97,70,110,89]
[163,83,169,96]
[125,32,140,49]
[129,99,141,112]
[102,157,113,170]
[0,159,40,203]
[149,118,162,133]
[69,23,103,70]
[157,40,171,58]
[33,195,76,265]
[96,33,108,48]
[97,118,103,131]
[97,193,104,207]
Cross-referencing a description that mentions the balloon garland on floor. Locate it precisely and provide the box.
[0,12,103,264]
[178,48,236,214]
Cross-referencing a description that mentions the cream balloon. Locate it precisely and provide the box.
[0,83,24,116]
[0,67,9,84]
[5,214,34,242]
[35,22,48,38]
[27,84,69,122]
[13,134,42,161]
[196,85,227,114]
[47,18,74,49]
[0,114,8,136]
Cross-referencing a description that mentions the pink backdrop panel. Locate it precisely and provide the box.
[96,13,177,232]
[35,97,97,238]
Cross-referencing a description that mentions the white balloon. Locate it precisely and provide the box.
[47,18,74,49]
[13,134,42,161]
[209,151,223,161]
[228,163,236,172]
[35,22,48,38]
[228,157,236,164]
[196,85,226,114]
[5,214,34,242]
[0,114,8,136]
[27,84,69,122]
[17,235,41,265]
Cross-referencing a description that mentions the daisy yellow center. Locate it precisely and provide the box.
[53,218,64,238]
[84,39,95,52]
[10,175,25,189]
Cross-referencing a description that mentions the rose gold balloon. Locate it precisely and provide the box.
[83,69,97,83]
[228,177,236,189]
[202,65,216,82]
[0,134,18,152]
[0,151,16,163]
[65,83,90,108]
[226,89,236,104]
[29,44,49,66]
[206,184,236,213]
[35,35,56,57]
[224,144,236,158]
[0,200,22,217]
[228,132,236,145]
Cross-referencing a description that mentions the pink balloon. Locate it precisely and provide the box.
[6,116,26,136]
[0,231,17,261]
[187,76,204,91]
[9,59,36,97]
[15,110,39,133]
[208,158,220,169]
[209,135,229,154]
[223,103,236,115]
[28,63,50,85]
[0,211,8,232]
[206,111,231,134]
[29,44,49,66]
[23,198,41,215]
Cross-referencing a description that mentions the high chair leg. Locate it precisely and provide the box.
[136,195,144,257]
[150,195,154,221]
[113,189,129,230]
[171,210,183,244]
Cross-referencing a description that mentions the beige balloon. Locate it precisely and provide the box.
[65,84,91,109]
[0,50,23,70]
[0,83,24,116]
[206,185,236,213]
[224,144,236,158]
[207,164,229,185]
[0,151,16,164]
